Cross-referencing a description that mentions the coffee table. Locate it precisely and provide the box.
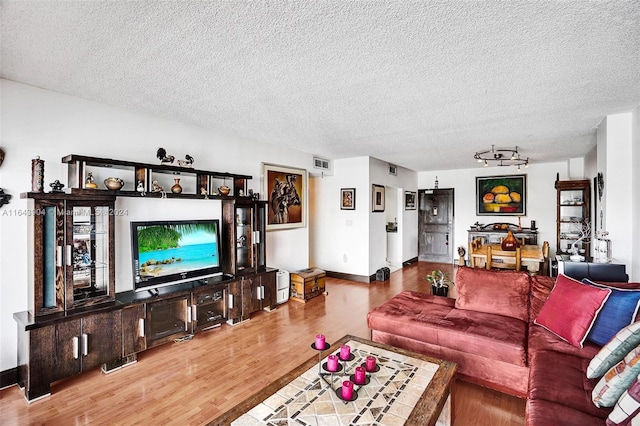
[210,335,457,426]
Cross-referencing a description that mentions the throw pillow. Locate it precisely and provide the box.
[583,279,640,346]
[455,267,530,322]
[606,376,640,426]
[534,274,611,348]
[593,345,640,408]
[588,322,640,379]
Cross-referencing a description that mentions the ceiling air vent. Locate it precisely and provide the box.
[313,157,331,171]
[389,165,397,176]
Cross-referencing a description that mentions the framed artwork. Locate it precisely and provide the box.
[262,163,307,230]
[341,188,356,210]
[476,174,527,216]
[372,184,385,212]
[405,191,416,210]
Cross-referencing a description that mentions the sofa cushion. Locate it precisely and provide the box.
[529,325,601,361]
[606,376,640,426]
[583,279,640,346]
[366,291,454,344]
[529,274,555,323]
[526,398,611,426]
[529,349,608,419]
[534,274,611,348]
[593,345,640,408]
[438,308,527,366]
[588,322,640,379]
[454,266,530,322]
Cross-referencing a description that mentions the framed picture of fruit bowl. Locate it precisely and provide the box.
[476,174,527,216]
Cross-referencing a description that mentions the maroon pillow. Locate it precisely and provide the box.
[454,267,530,322]
[534,274,611,348]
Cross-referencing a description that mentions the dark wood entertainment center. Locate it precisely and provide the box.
[13,155,277,402]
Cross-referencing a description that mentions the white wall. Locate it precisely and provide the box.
[597,111,636,277]
[418,162,569,259]
[0,79,313,371]
[310,156,418,278]
[632,107,640,281]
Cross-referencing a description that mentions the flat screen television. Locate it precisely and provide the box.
[131,219,222,292]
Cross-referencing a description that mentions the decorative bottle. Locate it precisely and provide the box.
[171,178,182,194]
[501,230,520,251]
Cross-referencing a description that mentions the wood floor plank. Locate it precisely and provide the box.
[0,262,524,425]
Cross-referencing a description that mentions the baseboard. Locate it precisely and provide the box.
[403,257,418,266]
[325,271,372,283]
[0,367,18,389]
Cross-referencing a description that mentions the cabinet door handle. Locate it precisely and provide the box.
[192,305,197,322]
[72,336,79,359]
[260,285,265,300]
[228,294,234,309]
[187,305,192,323]
[82,333,88,356]
[57,246,63,267]
[138,318,145,338]
[66,245,72,266]
[253,230,260,244]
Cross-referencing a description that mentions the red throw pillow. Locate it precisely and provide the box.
[534,274,611,348]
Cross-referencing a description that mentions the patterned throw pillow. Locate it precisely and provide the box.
[589,322,640,379]
[534,274,611,348]
[607,376,640,425]
[584,279,640,346]
[593,346,640,408]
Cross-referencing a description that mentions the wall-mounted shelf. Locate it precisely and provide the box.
[62,155,252,198]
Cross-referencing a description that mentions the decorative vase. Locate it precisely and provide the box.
[501,230,520,251]
[171,178,182,194]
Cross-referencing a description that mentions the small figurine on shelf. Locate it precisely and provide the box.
[136,181,146,196]
[177,154,194,168]
[151,180,167,198]
[156,148,175,164]
[0,188,11,208]
[85,172,98,189]
[200,186,209,200]
[49,180,65,193]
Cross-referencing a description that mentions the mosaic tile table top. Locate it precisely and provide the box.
[213,335,457,426]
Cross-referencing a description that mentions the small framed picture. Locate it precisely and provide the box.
[405,191,416,210]
[341,188,356,210]
[372,184,385,212]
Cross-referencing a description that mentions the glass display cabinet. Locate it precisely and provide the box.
[555,178,591,257]
[222,199,267,276]
[23,193,116,316]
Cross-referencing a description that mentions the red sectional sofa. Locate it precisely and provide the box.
[366,266,632,425]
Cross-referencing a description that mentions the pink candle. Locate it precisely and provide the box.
[327,355,339,372]
[354,366,366,385]
[365,355,376,371]
[340,344,351,360]
[341,380,354,400]
[315,334,325,349]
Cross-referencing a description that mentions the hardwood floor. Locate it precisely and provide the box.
[0,262,525,425]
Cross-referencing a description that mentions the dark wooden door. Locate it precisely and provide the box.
[260,271,276,310]
[81,310,122,371]
[227,280,242,322]
[122,305,147,356]
[418,189,455,263]
[52,319,82,381]
[241,276,262,316]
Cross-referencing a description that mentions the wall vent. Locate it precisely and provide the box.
[389,165,398,176]
[313,157,331,171]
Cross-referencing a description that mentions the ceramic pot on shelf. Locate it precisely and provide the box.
[171,178,182,194]
[501,230,520,251]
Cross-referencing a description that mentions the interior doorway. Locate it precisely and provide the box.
[418,189,455,263]
[385,186,403,272]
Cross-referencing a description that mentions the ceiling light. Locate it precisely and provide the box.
[474,145,530,169]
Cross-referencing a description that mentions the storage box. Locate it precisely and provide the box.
[290,268,326,303]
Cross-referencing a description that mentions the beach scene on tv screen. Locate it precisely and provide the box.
[137,223,219,278]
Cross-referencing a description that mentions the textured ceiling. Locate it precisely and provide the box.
[2,1,639,172]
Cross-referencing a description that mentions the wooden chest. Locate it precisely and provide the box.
[290,268,326,303]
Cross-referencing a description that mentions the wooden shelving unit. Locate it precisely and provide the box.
[555,178,591,256]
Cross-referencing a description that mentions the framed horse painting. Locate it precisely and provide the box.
[262,163,307,230]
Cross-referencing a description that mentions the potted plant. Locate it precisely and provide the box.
[424,270,454,297]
